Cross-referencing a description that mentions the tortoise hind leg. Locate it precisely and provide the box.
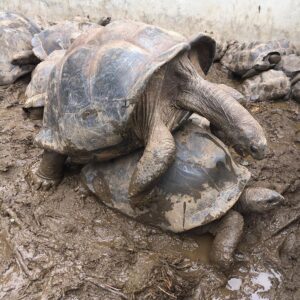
[27,150,67,191]
[210,210,244,270]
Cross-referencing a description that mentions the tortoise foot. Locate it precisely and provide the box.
[26,162,62,191]
[26,150,67,191]
[209,210,244,270]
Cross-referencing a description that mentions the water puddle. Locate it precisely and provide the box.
[225,265,282,299]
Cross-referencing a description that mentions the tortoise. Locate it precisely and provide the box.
[81,118,283,269]
[31,20,101,60]
[213,40,237,62]
[275,53,300,102]
[29,20,267,206]
[291,79,300,102]
[221,39,298,78]
[0,11,40,85]
[241,69,290,102]
[275,54,300,78]
[23,49,66,119]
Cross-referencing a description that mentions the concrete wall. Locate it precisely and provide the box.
[1,0,299,47]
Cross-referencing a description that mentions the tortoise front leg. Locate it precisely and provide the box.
[27,150,67,190]
[210,210,244,270]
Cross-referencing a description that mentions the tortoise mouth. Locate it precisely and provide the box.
[233,145,247,157]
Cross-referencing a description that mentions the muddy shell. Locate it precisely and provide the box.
[35,20,211,155]
[82,120,251,233]
[24,50,66,109]
[221,39,298,78]
[31,21,100,60]
[0,11,40,85]
[241,69,290,102]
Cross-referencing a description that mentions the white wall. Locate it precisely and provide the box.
[1,0,299,47]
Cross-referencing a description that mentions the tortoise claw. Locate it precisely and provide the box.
[26,162,61,191]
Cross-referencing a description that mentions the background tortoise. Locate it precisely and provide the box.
[23,49,66,119]
[241,69,290,102]
[30,20,267,206]
[0,11,40,85]
[31,20,101,60]
[275,54,300,102]
[291,75,300,102]
[81,118,283,269]
[221,39,298,78]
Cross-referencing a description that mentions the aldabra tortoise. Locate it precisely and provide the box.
[81,119,283,269]
[30,20,267,206]
[221,39,298,78]
[241,69,290,102]
[31,21,101,60]
[23,49,66,119]
[0,11,40,85]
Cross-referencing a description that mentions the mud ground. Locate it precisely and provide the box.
[0,65,299,299]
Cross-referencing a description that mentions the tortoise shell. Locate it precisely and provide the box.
[221,39,298,78]
[35,20,213,154]
[31,21,100,60]
[82,119,250,233]
[24,50,66,109]
[275,54,300,78]
[241,69,290,102]
[0,11,40,85]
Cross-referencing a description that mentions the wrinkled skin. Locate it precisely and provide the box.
[30,22,267,205]
[81,121,283,270]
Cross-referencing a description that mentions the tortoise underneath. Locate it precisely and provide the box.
[81,119,283,270]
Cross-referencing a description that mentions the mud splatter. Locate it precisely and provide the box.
[0,69,299,299]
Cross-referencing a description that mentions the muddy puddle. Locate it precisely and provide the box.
[0,67,299,299]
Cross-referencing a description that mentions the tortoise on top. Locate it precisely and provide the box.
[30,20,267,205]
[82,119,283,269]
[0,11,40,85]
[221,39,298,78]
[31,20,101,60]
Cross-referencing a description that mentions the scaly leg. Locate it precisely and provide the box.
[27,150,67,191]
[210,210,244,270]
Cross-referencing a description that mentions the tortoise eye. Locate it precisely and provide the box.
[250,145,258,153]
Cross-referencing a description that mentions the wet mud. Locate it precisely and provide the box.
[0,68,299,299]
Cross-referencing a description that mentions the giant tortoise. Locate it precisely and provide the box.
[81,118,283,269]
[221,39,298,78]
[241,69,291,102]
[31,20,101,61]
[30,20,267,206]
[23,49,66,119]
[0,11,40,85]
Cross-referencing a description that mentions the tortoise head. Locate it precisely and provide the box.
[231,116,267,160]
